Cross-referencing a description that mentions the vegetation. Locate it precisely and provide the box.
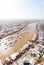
[36,41,39,44]
[31,44,34,48]
[36,56,44,64]
[40,49,43,53]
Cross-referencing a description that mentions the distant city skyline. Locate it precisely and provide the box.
[0,0,44,19]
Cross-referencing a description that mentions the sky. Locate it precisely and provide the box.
[0,0,44,19]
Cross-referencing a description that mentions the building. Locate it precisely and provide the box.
[37,22,44,43]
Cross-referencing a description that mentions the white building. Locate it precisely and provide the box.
[37,22,44,42]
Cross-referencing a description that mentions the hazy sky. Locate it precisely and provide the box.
[0,0,44,19]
